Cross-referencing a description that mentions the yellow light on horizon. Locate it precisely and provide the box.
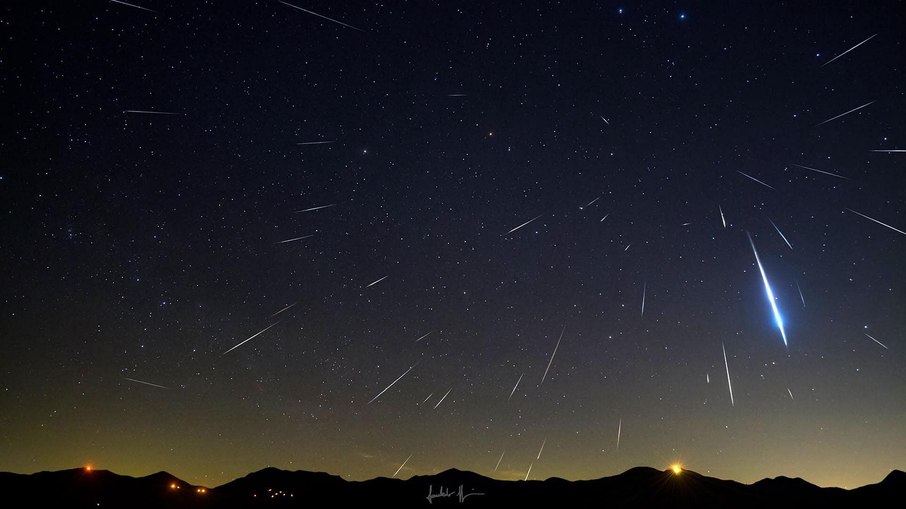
[671,464,683,475]
[84,465,92,472]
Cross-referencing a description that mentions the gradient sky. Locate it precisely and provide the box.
[1,0,905,489]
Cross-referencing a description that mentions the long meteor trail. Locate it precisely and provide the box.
[504,214,543,236]
[393,454,412,478]
[821,34,877,67]
[769,219,793,250]
[816,100,876,126]
[277,1,365,32]
[722,343,734,407]
[124,377,168,389]
[540,325,565,385]
[367,363,418,404]
[748,233,787,346]
[222,322,279,355]
[508,373,524,400]
[846,208,906,236]
[737,171,775,190]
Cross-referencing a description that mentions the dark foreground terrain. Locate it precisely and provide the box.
[1,465,902,508]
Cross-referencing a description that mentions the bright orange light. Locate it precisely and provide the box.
[671,464,683,475]
[196,487,207,494]
[170,483,179,490]
[84,465,92,472]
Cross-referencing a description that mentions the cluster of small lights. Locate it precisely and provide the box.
[253,488,294,499]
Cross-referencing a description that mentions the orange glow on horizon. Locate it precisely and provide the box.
[671,463,683,475]
[84,465,92,472]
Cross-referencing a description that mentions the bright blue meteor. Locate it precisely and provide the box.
[747,233,787,347]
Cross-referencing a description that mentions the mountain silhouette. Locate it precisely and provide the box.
[0,465,902,508]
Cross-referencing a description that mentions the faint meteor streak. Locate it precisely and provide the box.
[536,439,546,460]
[393,454,412,478]
[494,452,505,472]
[433,388,453,409]
[748,233,788,346]
[737,171,775,190]
[421,393,433,404]
[581,196,601,209]
[871,149,906,153]
[295,140,334,145]
[706,373,710,384]
[367,363,417,404]
[719,205,727,228]
[796,281,806,308]
[222,322,279,355]
[504,214,543,235]
[276,234,313,244]
[124,109,179,115]
[109,0,157,13]
[508,373,524,400]
[414,331,432,343]
[600,214,610,222]
[846,208,906,236]
[769,219,793,250]
[295,203,336,212]
[816,100,876,126]
[722,343,734,407]
[277,1,365,32]
[124,377,168,389]
[366,275,389,288]
[600,115,610,125]
[524,463,533,481]
[789,163,849,180]
[640,282,647,318]
[269,302,297,318]
[447,93,467,97]
[624,244,631,252]
[540,325,565,385]
[787,387,794,400]
[821,34,877,67]
[616,419,621,450]
[865,333,889,350]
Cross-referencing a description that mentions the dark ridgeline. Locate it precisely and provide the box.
[0,466,903,508]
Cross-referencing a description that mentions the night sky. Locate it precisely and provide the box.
[2,0,905,489]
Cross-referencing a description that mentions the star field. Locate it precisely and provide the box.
[1,0,905,489]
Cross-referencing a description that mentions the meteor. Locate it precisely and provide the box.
[846,208,906,236]
[816,100,876,127]
[504,214,543,236]
[222,322,279,355]
[414,331,433,343]
[769,219,793,250]
[365,275,389,288]
[433,387,453,409]
[536,439,546,460]
[722,343,735,406]
[508,373,524,400]
[540,325,565,385]
[747,233,787,347]
[821,34,877,67]
[295,203,336,213]
[494,452,505,472]
[737,171,775,190]
[277,0,365,32]
[719,205,727,228]
[640,282,647,318]
[865,333,889,350]
[367,363,418,404]
[124,377,168,389]
[789,163,849,180]
[616,418,622,450]
[393,454,412,478]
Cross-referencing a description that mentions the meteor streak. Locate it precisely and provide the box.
[367,363,417,404]
[295,140,334,145]
[846,209,906,236]
[414,331,432,343]
[124,109,179,115]
[616,418,622,450]
[871,149,906,153]
[124,377,168,389]
[821,34,877,67]
[737,171,775,190]
[222,322,279,355]
[504,214,543,236]
[789,163,849,180]
[433,387,453,409]
[540,325,565,385]
[748,233,787,346]
[295,203,336,213]
[641,282,647,318]
[508,373,524,400]
[719,205,727,228]
[816,100,876,126]
[277,1,365,32]
[269,302,297,318]
[787,388,794,400]
[276,235,313,244]
[494,452,505,471]
[722,343,734,407]
[796,281,806,308]
[524,463,533,481]
[769,219,793,250]
[865,333,889,350]
[536,439,546,460]
[393,454,412,478]
[109,1,157,14]
[366,275,389,288]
